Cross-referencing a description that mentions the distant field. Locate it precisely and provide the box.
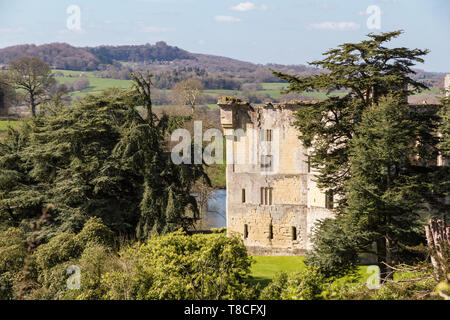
[53,69,133,98]
[53,69,441,107]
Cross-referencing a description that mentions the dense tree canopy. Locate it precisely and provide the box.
[0,74,206,241]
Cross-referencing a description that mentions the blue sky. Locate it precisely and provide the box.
[0,0,449,72]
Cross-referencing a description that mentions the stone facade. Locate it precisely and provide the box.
[446,74,450,97]
[218,97,334,256]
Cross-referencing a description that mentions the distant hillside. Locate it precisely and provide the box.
[0,42,194,71]
[84,41,194,64]
[0,42,446,88]
[0,43,102,71]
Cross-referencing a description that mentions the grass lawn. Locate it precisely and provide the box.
[0,120,19,131]
[250,256,371,288]
[250,256,306,287]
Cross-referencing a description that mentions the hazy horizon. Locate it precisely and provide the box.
[1,0,449,72]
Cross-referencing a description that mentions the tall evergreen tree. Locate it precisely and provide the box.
[307,95,444,278]
[273,30,429,196]
[275,31,444,277]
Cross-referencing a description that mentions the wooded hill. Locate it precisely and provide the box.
[0,42,446,88]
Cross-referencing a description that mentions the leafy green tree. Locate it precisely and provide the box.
[305,214,366,277]
[7,57,56,117]
[102,230,255,300]
[26,218,115,300]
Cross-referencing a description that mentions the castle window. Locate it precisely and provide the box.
[260,155,273,171]
[307,156,311,173]
[244,224,248,239]
[325,190,334,209]
[261,187,273,205]
[269,224,273,240]
[261,129,273,142]
[292,227,297,241]
[261,187,264,204]
[266,129,272,142]
[242,189,246,203]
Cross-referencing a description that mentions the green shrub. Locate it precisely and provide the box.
[0,227,27,273]
[76,217,114,247]
[102,230,256,300]
[260,272,289,300]
[74,244,118,300]
[34,233,82,270]
[0,272,15,300]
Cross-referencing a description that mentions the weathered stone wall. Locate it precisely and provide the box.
[219,98,334,256]
[445,74,450,97]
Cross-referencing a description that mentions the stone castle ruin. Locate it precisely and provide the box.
[219,97,334,255]
[219,75,450,256]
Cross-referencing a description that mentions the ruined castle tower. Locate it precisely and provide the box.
[446,74,450,96]
[218,97,334,255]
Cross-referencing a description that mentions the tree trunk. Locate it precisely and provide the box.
[30,93,36,117]
[425,219,449,281]
[377,237,393,281]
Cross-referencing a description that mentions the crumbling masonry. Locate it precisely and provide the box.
[219,98,334,255]
[219,75,450,256]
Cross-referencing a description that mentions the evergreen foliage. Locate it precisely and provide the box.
[0,74,206,240]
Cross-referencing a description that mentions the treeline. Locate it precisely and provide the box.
[84,41,194,64]
[0,43,103,71]
[0,42,194,72]
[151,67,241,90]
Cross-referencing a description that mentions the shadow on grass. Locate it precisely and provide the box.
[248,276,272,289]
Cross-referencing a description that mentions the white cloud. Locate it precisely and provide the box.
[230,2,268,12]
[214,15,241,22]
[309,21,360,31]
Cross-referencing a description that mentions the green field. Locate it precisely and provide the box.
[53,69,443,108]
[53,69,347,103]
[0,120,19,131]
[54,70,133,98]
[250,256,371,288]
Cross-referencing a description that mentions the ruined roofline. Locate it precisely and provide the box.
[217,96,444,110]
[217,96,323,111]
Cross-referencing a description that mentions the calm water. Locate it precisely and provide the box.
[199,189,226,230]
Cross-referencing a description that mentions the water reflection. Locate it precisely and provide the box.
[197,189,226,230]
